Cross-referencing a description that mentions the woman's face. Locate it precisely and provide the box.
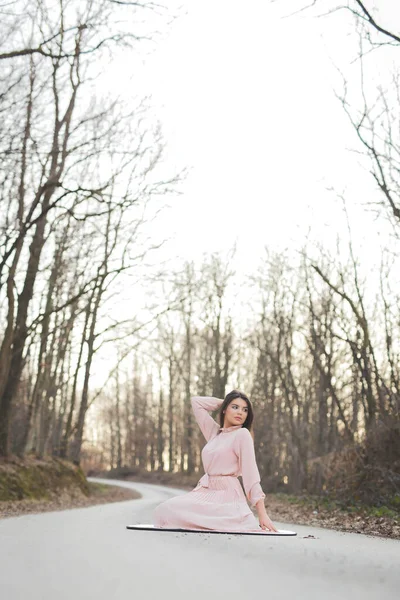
[223,397,249,427]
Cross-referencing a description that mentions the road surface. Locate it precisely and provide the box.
[0,477,398,600]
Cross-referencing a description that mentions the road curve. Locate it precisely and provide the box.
[0,477,398,600]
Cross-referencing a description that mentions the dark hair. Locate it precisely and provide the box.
[219,389,254,432]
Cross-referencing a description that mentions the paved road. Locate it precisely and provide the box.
[0,477,398,600]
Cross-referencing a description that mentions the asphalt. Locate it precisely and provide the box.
[0,477,398,600]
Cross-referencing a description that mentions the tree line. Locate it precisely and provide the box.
[86,246,399,502]
[0,0,177,461]
[1,1,399,505]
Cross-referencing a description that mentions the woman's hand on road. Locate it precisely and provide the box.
[255,498,279,532]
[259,515,279,533]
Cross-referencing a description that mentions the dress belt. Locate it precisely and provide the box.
[196,472,237,488]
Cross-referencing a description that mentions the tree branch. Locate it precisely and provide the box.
[353,0,400,44]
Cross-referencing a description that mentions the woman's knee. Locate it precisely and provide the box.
[153,499,174,525]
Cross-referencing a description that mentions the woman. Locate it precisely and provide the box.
[153,390,278,533]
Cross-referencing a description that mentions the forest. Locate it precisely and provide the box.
[0,0,399,511]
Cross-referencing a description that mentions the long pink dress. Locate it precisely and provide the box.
[152,396,267,532]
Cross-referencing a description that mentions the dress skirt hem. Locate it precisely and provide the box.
[153,475,262,533]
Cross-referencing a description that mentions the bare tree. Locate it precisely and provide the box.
[0,0,178,459]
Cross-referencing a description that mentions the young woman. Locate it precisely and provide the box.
[153,390,278,532]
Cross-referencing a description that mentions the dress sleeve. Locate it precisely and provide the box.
[191,396,223,442]
[234,428,266,509]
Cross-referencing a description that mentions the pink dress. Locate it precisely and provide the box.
[153,396,267,531]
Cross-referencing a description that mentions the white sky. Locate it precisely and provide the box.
[89,0,400,384]
[116,0,396,263]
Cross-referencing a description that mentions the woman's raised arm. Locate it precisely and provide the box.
[191,396,223,442]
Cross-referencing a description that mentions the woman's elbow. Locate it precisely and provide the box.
[191,396,200,409]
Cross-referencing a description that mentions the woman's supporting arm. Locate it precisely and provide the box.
[235,428,278,532]
[235,428,266,508]
[254,497,279,532]
[191,396,223,442]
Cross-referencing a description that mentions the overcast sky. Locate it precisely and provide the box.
[106,0,396,267]
[89,0,400,384]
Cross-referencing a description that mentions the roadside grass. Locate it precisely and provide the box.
[273,492,400,519]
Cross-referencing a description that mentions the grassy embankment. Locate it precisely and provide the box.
[0,456,141,519]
